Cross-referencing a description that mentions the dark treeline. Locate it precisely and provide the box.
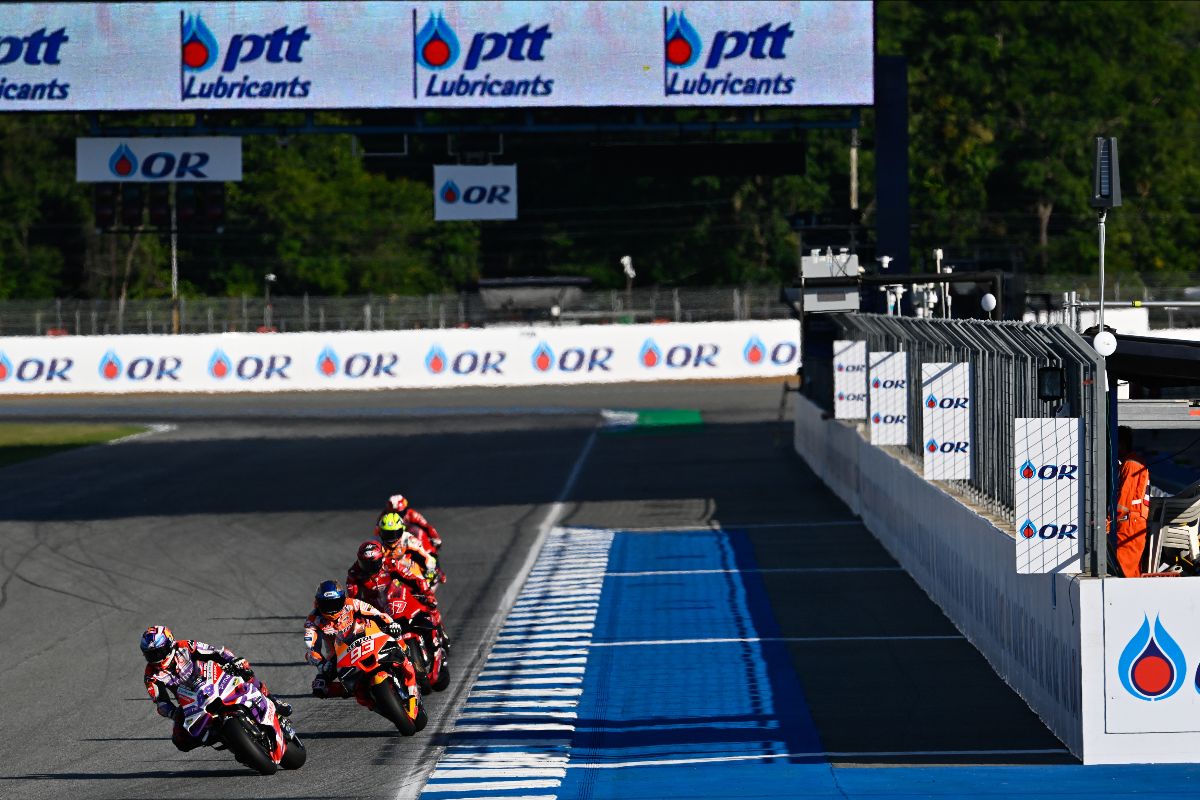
[0,1,1198,301]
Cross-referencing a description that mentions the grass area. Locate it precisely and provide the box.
[0,423,147,468]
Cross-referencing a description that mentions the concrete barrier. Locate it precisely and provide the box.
[795,394,1200,764]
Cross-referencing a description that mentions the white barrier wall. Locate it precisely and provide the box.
[0,320,798,394]
[794,395,1200,764]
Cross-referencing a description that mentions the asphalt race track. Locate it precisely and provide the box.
[0,381,1072,800]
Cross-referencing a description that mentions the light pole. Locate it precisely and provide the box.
[264,272,277,330]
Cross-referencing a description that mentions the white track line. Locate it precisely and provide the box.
[105,423,176,445]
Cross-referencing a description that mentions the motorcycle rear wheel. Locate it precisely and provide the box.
[221,716,279,775]
[432,661,451,692]
[371,681,417,736]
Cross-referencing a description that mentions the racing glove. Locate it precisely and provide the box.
[386,621,405,640]
[229,658,254,678]
[305,649,325,667]
[156,700,175,719]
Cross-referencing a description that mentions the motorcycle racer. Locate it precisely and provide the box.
[376,511,444,587]
[386,494,442,549]
[304,579,416,704]
[346,540,435,611]
[141,625,291,752]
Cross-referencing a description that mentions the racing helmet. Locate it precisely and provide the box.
[140,625,175,663]
[357,540,385,574]
[389,494,409,514]
[377,511,407,547]
[315,579,347,617]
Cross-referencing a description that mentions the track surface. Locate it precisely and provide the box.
[0,382,1073,799]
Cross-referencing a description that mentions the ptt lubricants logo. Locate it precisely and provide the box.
[663,7,795,98]
[412,10,554,99]
[180,11,312,102]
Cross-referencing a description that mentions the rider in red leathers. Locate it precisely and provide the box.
[141,625,291,752]
[386,494,442,550]
[376,511,444,588]
[304,580,417,708]
[345,540,435,612]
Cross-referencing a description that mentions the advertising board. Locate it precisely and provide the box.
[832,339,866,419]
[868,350,907,446]
[921,361,971,480]
[1014,417,1082,574]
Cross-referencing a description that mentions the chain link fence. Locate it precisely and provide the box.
[0,286,789,337]
[806,313,1108,575]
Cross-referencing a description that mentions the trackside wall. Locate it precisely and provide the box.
[794,395,1092,758]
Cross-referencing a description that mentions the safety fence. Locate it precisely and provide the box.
[805,314,1107,575]
[0,287,789,337]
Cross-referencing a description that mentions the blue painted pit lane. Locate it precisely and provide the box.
[421,527,1200,799]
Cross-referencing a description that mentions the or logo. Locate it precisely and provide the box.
[1019,460,1078,480]
[209,349,232,379]
[532,342,554,372]
[415,13,460,70]
[872,378,880,388]
[426,345,448,374]
[664,10,702,69]
[926,394,969,409]
[1019,519,1037,539]
[836,363,844,372]
[109,144,138,178]
[743,336,766,365]
[0,352,10,381]
[440,180,460,203]
[1018,519,1077,540]
[926,439,938,453]
[317,346,340,377]
[872,413,906,425]
[926,394,937,409]
[872,377,905,389]
[99,350,123,381]
[639,339,662,368]
[1119,615,1187,701]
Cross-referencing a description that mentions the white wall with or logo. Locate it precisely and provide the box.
[868,350,907,445]
[76,137,242,182]
[922,362,971,480]
[433,165,517,221]
[1015,418,1082,575]
[0,320,797,394]
[832,339,866,419]
[0,2,873,111]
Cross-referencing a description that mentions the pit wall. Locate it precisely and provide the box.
[795,395,1200,765]
[0,320,798,394]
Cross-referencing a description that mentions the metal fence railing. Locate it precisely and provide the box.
[0,286,789,337]
[806,314,1108,575]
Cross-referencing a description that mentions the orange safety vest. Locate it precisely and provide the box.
[1114,456,1150,578]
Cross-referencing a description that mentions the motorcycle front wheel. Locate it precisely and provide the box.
[221,716,279,775]
[371,680,417,736]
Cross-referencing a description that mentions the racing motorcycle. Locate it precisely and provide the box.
[174,660,305,775]
[333,617,428,735]
[385,578,451,693]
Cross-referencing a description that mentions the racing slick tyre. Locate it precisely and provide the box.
[414,705,429,733]
[372,681,417,736]
[432,662,451,692]
[279,734,307,770]
[221,716,279,775]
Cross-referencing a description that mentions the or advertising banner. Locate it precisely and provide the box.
[832,339,866,419]
[868,350,907,446]
[76,137,242,182]
[0,2,874,111]
[0,319,798,394]
[922,362,971,480]
[1014,418,1082,574]
[1103,578,1200,733]
[433,165,517,221]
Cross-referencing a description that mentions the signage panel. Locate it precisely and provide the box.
[922,362,971,480]
[76,137,242,182]
[434,165,517,221]
[868,350,907,446]
[0,2,874,111]
[1015,418,1082,574]
[833,339,866,419]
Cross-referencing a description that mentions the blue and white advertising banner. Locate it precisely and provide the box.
[868,350,907,446]
[76,137,242,182]
[1015,418,1082,575]
[922,362,971,480]
[833,339,866,419]
[1103,578,1200,734]
[0,319,798,394]
[0,2,874,111]
[433,165,517,221]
